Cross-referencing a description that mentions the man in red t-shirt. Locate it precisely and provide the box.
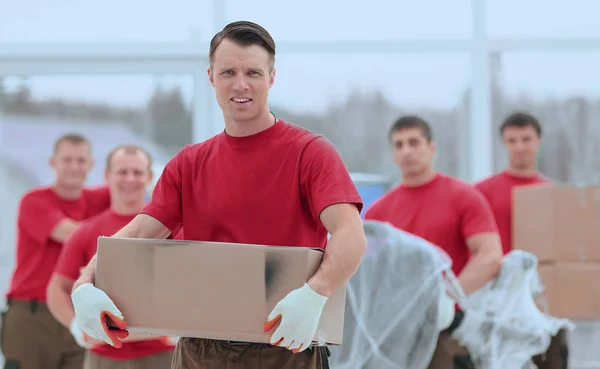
[475,112,549,254]
[69,21,366,369]
[1,134,110,369]
[47,145,178,369]
[363,115,503,369]
[475,112,568,369]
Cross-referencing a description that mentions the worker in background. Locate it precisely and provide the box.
[1,133,110,369]
[364,115,503,368]
[69,21,366,369]
[475,112,568,369]
[47,144,179,369]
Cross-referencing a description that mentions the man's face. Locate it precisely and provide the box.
[207,39,275,123]
[502,125,541,170]
[390,127,435,176]
[105,150,153,206]
[50,142,93,188]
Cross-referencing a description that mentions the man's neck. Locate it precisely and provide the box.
[53,183,83,200]
[401,169,437,187]
[111,200,145,216]
[506,166,538,178]
[224,110,275,137]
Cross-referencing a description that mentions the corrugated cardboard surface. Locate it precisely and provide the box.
[514,185,600,263]
[538,262,600,319]
[95,237,346,345]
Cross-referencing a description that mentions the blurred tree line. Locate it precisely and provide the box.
[1,77,600,184]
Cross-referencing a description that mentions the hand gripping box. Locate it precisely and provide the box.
[94,237,346,345]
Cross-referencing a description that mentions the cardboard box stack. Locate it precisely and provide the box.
[513,184,600,319]
[94,237,346,345]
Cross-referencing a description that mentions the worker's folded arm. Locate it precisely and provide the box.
[307,203,367,298]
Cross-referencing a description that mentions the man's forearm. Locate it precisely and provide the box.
[457,251,502,295]
[73,254,97,291]
[307,226,366,297]
[47,283,76,327]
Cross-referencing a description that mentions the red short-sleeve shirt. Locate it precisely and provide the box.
[6,186,110,301]
[140,120,363,248]
[364,174,498,275]
[475,171,549,254]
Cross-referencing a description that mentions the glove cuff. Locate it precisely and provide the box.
[69,317,79,335]
[301,283,328,306]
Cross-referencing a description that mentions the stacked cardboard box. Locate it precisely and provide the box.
[513,184,600,319]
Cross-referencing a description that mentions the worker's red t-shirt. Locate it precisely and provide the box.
[6,185,110,301]
[363,173,498,276]
[55,208,179,360]
[141,119,363,249]
[475,170,549,255]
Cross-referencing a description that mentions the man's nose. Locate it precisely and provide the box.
[233,74,249,91]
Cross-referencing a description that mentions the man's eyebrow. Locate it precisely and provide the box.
[218,66,266,73]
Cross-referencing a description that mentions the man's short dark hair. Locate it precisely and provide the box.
[500,112,542,137]
[389,115,433,142]
[53,133,90,154]
[209,21,276,68]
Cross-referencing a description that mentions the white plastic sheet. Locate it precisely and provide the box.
[452,250,573,369]
[329,221,573,369]
[329,220,457,369]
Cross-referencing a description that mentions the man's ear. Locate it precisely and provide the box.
[269,68,276,89]
[207,67,215,87]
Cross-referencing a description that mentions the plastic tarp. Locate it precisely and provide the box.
[452,250,573,369]
[329,220,457,369]
[329,221,573,369]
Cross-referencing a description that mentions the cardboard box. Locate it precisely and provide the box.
[513,185,600,262]
[95,237,346,345]
[538,262,600,319]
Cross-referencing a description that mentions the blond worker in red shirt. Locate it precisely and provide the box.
[47,145,182,369]
[1,134,110,369]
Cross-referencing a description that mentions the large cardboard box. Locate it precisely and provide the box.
[95,237,346,345]
[513,185,600,262]
[538,262,600,319]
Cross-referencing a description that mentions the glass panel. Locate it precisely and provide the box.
[225,0,473,41]
[491,51,600,183]
[0,73,195,300]
[1,0,214,42]
[269,53,471,180]
[487,0,600,38]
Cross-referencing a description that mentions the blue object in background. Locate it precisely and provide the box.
[350,173,392,217]
[355,182,389,215]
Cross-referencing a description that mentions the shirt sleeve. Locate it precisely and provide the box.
[299,136,363,222]
[18,194,66,245]
[139,147,185,232]
[460,186,499,239]
[54,225,91,280]
[473,180,491,203]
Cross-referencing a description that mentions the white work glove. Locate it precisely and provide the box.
[69,318,90,348]
[71,283,129,348]
[437,293,456,331]
[264,283,327,353]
